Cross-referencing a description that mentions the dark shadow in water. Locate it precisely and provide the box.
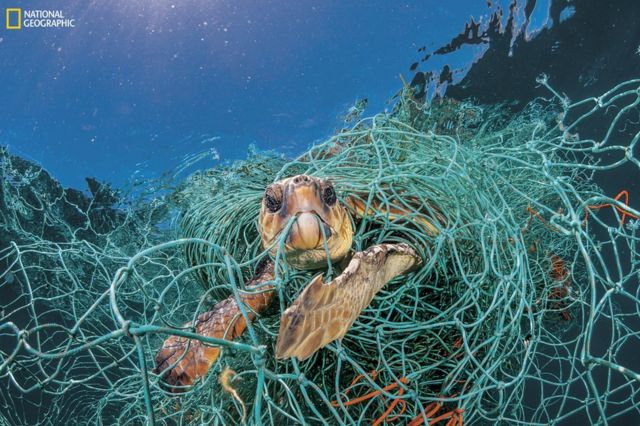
[411,1,640,424]
[411,0,640,110]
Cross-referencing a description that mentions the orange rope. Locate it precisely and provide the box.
[386,400,408,423]
[408,401,441,426]
[449,409,465,426]
[331,370,378,405]
[372,387,407,426]
[332,371,465,426]
[331,371,409,425]
[585,190,639,226]
[549,254,570,283]
[332,375,408,407]
[428,410,454,424]
[522,205,560,234]
[408,401,464,426]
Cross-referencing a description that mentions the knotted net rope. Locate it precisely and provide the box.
[1,78,639,425]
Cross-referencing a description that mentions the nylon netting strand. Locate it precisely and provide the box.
[1,78,639,425]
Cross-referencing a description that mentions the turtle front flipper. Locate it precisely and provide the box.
[275,243,421,360]
[154,261,275,391]
[345,194,444,236]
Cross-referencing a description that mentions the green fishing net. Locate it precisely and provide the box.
[1,77,639,425]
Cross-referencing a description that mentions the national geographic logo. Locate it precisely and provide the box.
[5,8,76,30]
[5,8,21,29]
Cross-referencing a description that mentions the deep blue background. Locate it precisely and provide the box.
[0,1,548,189]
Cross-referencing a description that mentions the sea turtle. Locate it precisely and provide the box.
[154,174,443,389]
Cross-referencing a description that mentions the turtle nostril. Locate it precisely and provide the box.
[322,223,332,239]
[293,175,310,184]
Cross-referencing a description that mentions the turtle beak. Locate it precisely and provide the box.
[287,212,332,250]
[281,176,334,250]
[259,175,353,270]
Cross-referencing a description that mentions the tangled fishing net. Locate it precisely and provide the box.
[1,77,639,425]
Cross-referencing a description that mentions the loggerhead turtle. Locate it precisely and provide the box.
[154,174,443,389]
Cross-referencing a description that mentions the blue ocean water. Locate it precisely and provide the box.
[0,0,546,190]
[1,1,640,425]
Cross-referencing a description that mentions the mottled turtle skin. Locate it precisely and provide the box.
[154,175,441,390]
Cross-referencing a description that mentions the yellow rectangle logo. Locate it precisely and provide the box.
[6,8,22,30]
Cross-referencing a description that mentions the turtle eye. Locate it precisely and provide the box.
[264,191,282,213]
[322,185,337,206]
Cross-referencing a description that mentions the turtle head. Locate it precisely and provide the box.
[258,174,353,270]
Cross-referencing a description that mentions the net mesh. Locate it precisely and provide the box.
[1,77,639,425]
